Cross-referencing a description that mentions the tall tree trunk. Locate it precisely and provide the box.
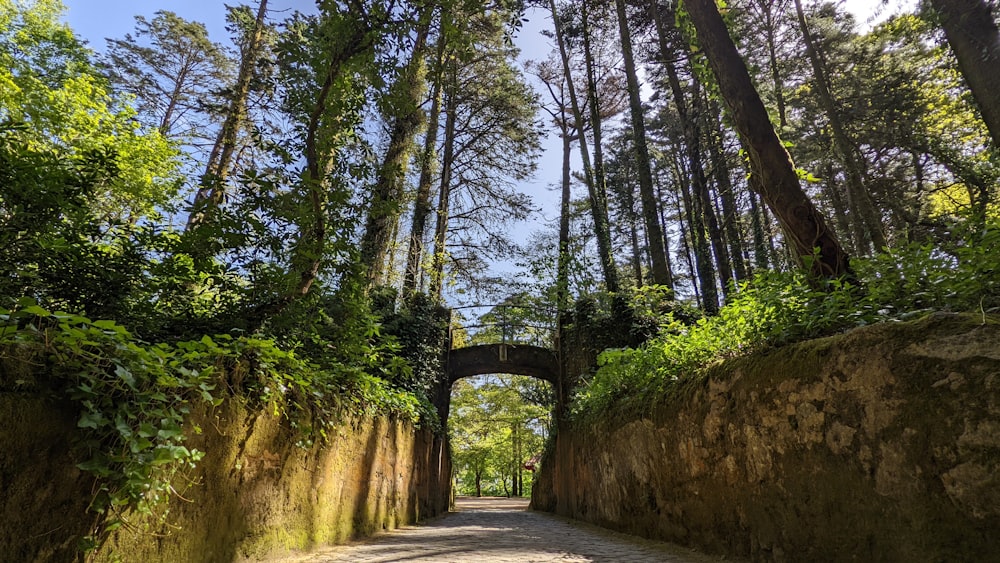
[360,13,432,288]
[670,156,702,307]
[652,5,718,311]
[685,0,850,279]
[692,85,733,298]
[429,63,458,301]
[930,0,1000,150]
[707,99,748,282]
[614,0,671,288]
[557,122,573,314]
[747,187,768,272]
[824,162,856,255]
[187,0,269,231]
[623,171,645,287]
[403,29,447,293]
[654,176,675,288]
[581,0,621,293]
[548,0,620,293]
[760,0,788,129]
[792,0,885,253]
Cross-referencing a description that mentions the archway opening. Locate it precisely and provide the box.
[449,373,553,499]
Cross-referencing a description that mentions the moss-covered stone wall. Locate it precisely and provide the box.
[0,389,451,562]
[533,313,1000,562]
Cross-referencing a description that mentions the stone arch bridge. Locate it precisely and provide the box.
[446,343,559,385]
[429,304,569,422]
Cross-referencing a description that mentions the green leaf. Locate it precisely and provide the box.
[20,305,50,317]
[115,364,136,388]
[78,411,104,429]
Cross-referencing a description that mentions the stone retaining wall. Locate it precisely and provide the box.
[533,313,1000,562]
[0,388,450,562]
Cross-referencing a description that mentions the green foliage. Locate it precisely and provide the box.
[0,299,428,551]
[571,226,1000,424]
[0,0,181,222]
[377,290,451,394]
[450,375,549,497]
[0,302,213,547]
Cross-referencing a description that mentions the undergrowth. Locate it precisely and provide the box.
[570,225,1000,425]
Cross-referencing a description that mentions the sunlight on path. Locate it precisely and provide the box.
[270,497,728,562]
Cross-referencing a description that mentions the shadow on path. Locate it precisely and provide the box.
[269,496,735,562]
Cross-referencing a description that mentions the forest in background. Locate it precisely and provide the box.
[2,0,1000,545]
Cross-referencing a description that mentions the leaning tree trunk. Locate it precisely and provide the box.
[930,0,1000,150]
[614,0,672,288]
[684,0,850,280]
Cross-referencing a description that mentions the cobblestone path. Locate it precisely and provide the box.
[272,497,725,562]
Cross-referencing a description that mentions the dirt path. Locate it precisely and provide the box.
[270,496,728,562]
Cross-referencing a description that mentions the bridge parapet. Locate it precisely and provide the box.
[448,303,557,350]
